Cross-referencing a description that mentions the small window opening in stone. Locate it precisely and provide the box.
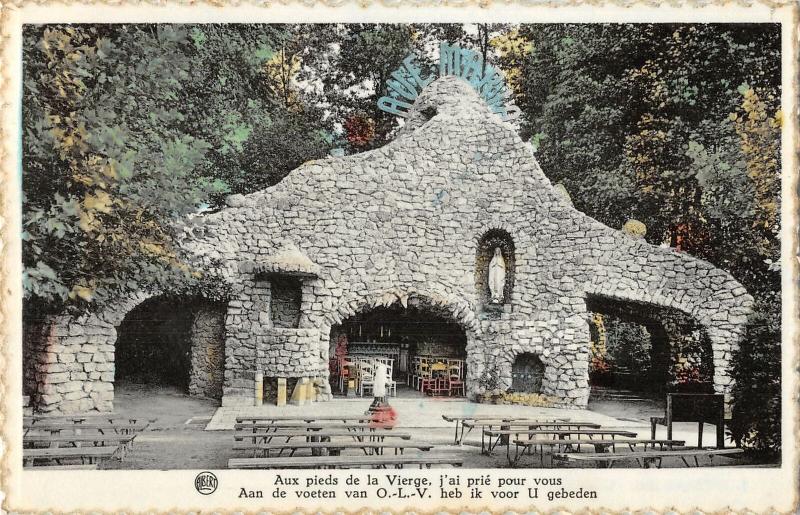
[511,353,544,394]
[270,276,302,328]
[421,106,438,121]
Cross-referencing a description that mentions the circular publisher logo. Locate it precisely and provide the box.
[194,471,218,495]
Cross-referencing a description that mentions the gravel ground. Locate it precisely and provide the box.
[93,383,771,470]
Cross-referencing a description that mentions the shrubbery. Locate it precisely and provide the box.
[729,292,781,457]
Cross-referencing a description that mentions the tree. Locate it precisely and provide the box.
[508,23,781,454]
[23,25,224,312]
[22,24,336,312]
[183,24,334,201]
[323,24,429,151]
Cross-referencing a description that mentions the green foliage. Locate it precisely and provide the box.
[603,316,653,376]
[22,24,334,312]
[729,291,781,457]
[507,23,781,454]
[323,24,425,151]
[23,25,217,311]
[178,24,335,201]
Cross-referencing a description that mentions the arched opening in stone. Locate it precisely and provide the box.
[114,296,227,400]
[269,276,302,329]
[585,295,714,400]
[511,353,545,394]
[328,300,468,397]
[475,228,516,313]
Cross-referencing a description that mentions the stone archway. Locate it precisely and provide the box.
[27,290,229,414]
[326,288,479,395]
[113,296,227,399]
[586,294,716,395]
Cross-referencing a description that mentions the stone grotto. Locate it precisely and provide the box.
[23,76,754,414]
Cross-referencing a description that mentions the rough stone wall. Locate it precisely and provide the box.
[188,306,227,400]
[221,278,267,405]
[416,340,466,357]
[256,327,321,376]
[30,76,754,412]
[27,314,115,414]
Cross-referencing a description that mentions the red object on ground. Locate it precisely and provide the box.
[368,403,397,429]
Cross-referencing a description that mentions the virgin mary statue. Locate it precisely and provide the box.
[488,247,506,303]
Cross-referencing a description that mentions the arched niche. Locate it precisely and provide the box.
[511,353,544,393]
[475,228,516,310]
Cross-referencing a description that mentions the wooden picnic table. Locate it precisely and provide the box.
[467,420,600,448]
[23,434,136,449]
[482,428,638,458]
[236,415,372,423]
[234,429,412,445]
[24,415,152,426]
[24,445,121,467]
[24,422,148,435]
[228,454,463,469]
[462,420,596,429]
[510,438,685,466]
[553,447,744,468]
[440,415,570,444]
[233,422,383,431]
[233,440,434,458]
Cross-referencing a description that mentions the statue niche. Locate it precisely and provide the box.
[475,229,516,310]
[488,247,506,303]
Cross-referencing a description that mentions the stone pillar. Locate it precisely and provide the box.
[188,305,226,400]
[29,313,116,414]
[221,279,270,406]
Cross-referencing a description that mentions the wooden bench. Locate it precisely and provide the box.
[650,393,726,449]
[234,429,412,444]
[466,421,600,451]
[554,448,744,468]
[233,422,382,431]
[441,415,569,444]
[27,464,99,470]
[23,434,136,450]
[236,415,372,423]
[463,420,597,429]
[233,441,434,458]
[511,438,685,466]
[24,422,149,435]
[483,429,639,458]
[228,454,463,469]
[25,415,152,426]
[23,445,121,467]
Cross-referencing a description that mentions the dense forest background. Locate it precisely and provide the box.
[22,24,782,454]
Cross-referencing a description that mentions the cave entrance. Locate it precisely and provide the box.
[329,301,468,397]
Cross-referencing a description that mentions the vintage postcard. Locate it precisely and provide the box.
[1,2,798,513]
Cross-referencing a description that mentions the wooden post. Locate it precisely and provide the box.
[254,371,263,406]
[290,378,308,406]
[277,378,287,407]
[306,378,316,404]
